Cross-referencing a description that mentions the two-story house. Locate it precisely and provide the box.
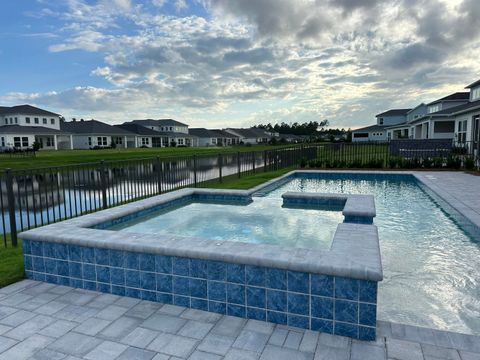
[352,109,411,142]
[0,104,72,150]
[127,119,196,147]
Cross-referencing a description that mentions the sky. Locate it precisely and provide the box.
[0,0,479,129]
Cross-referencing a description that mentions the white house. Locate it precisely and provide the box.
[224,128,271,144]
[127,119,196,147]
[352,109,411,142]
[189,128,219,147]
[0,105,72,150]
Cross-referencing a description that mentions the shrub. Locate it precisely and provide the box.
[299,158,307,168]
[465,157,475,170]
[422,157,433,168]
[446,155,461,169]
[433,157,444,168]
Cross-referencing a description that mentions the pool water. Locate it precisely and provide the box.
[265,176,480,335]
[110,197,342,250]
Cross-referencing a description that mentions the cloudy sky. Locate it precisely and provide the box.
[1,0,479,129]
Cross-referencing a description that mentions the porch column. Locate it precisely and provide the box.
[124,136,127,148]
[54,135,58,150]
[69,135,74,149]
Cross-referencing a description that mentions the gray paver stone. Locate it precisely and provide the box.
[211,316,247,338]
[351,342,386,360]
[421,343,461,360]
[121,327,158,348]
[189,350,223,360]
[284,330,304,350]
[224,348,260,360]
[84,340,128,360]
[117,346,157,360]
[73,317,111,336]
[198,333,236,355]
[233,330,270,353]
[260,345,313,360]
[48,332,102,357]
[142,313,187,333]
[147,333,198,358]
[99,316,142,341]
[39,320,77,338]
[29,348,67,360]
[386,338,423,360]
[0,334,54,360]
[300,330,319,353]
[314,344,350,360]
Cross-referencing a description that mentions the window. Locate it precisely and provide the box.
[46,137,53,147]
[4,119,7,124]
[22,137,28,147]
[177,138,184,145]
[1,137,4,147]
[97,137,108,146]
[141,137,149,146]
[50,118,55,125]
[353,133,369,138]
[115,137,123,145]
[26,117,30,124]
[378,118,384,125]
[428,104,440,113]
[472,87,480,101]
[14,137,21,147]
[9,118,13,124]
[88,137,92,146]
[169,127,173,131]
[457,120,467,143]
[43,118,47,124]
[34,118,39,124]
[14,117,18,124]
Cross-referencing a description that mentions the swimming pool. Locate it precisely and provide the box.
[260,172,480,335]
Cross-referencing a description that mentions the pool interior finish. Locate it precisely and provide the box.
[108,197,342,250]
[260,173,480,336]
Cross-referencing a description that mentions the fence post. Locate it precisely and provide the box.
[99,161,108,209]
[264,150,267,172]
[252,152,256,173]
[218,154,223,183]
[156,156,162,194]
[5,169,17,247]
[237,152,241,178]
[193,155,198,187]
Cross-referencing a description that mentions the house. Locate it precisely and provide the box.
[352,109,411,142]
[0,104,72,150]
[385,104,428,140]
[224,128,271,144]
[209,129,239,146]
[115,123,167,148]
[60,119,136,149]
[126,119,196,147]
[188,128,218,147]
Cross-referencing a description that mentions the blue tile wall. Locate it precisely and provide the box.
[23,239,378,341]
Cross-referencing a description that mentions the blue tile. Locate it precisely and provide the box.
[142,290,157,301]
[156,274,172,293]
[83,281,96,291]
[266,290,287,312]
[25,271,33,279]
[125,270,140,288]
[288,314,309,329]
[311,296,333,320]
[226,263,245,284]
[44,258,57,274]
[43,243,55,258]
[82,247,95,263]
[227,283,245,305]
[335,300,358,323]
[359,303,376,327]
[112,286,125,296]
[58,277,70,286]
[155,255,172,274]
[359,281,377,303]
[140,272,156,290]
[288,271,309,294]
[94,248,109,265]
[83,264,96,281]
[189,278,207,299]
[267,311,287,325]
[111,268,125,286]
[96,266,110,283]
[24,256,33,271]
[207,261,226,281]
[227,304,246,317]
[246,287,265,309]
[190,259,208,279]
[246,266,265,287]
[287,293,309,315]
[97,282,111,293]
[109,250,126,268]
[174,295,190,307]
[68,246,82,262]
[22,240,31,255]
[311,318,333,334]
[311,275,333,297]
[208,281,226,302]
[125,252,139,270]
[139,254,155,272]
[173,257,190,276]
[56,260,69,277]
[246,307,265,321]
[335,322,358,338]
[359,326,376,341]
[173,276,189,296]
[335,277,358,301]
[31,241,43,257]
[68,262,82,279]
[69,278,83,288]
[157,292,173,304]
[191,298,208,311]
[266,268,286,290]
[45,274,57,284]
[209,301,226,315]
[125,287,141,299]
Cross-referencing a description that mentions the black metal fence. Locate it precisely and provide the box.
[0,145,318,247]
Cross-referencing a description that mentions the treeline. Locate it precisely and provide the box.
[254,120,329,135]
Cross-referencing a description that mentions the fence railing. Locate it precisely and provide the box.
[0,145,318,247]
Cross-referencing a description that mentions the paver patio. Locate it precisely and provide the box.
[0,280,478,360]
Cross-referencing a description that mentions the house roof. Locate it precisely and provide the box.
[189,128,215,138]
[0,125,67,135]
[130,119,188,127]
[0,104,60,117]
[61,120,134,135]
[426,92,470,106]
[114,123,163,136]
[352,124,387,133]
[406,103,426,114]
[210,129,239,138]
[225,128,269,138]
[375,109,411,117]
[465,79,480,89]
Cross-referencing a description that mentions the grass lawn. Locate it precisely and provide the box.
[0,166,295,288]
[0,144,302,170]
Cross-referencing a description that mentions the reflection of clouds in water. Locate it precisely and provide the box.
[116,198,342,250]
